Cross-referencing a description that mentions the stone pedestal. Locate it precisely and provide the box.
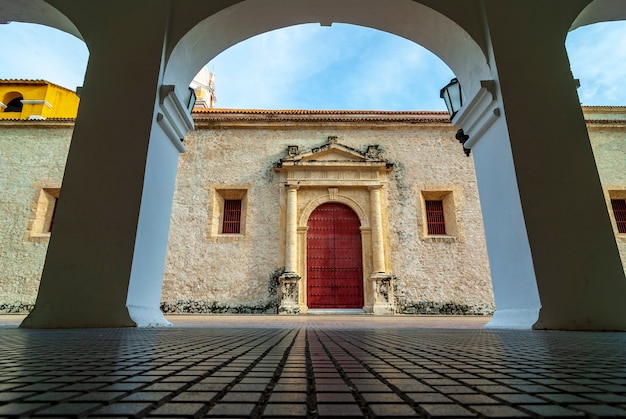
[278,273,301,315]
[371,273,394,315]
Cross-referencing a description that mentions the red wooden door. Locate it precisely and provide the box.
[307,203,364,308]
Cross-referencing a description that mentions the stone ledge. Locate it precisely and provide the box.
[397,301,494,316]
[161,300,278,314]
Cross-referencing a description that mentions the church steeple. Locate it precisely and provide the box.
[190,67,217,109]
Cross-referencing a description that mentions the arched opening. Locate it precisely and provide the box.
[566,20,626,107]
[566,17,626,272]
[0,22,88,91]
[199,22,454,110]
[307,202,364,309]
[164,0,491,101]
[3,93,23,113]
[158,1,490,322]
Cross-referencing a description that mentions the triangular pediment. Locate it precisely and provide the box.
[299,146,367,162]
[275,137,388,169]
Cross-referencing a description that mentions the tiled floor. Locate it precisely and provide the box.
[1,315,626,418]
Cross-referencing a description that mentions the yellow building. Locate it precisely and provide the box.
[0,79,79,120]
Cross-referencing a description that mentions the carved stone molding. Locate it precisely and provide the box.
[157,85,193,153]
[278,273,301,315]
[452,80,500,150]
[371,273,395,315]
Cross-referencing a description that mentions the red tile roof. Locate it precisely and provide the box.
[0,79,77,94]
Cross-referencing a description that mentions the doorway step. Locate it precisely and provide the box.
[307,309,366,315]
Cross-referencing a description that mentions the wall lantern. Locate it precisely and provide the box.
[439,78,462,119]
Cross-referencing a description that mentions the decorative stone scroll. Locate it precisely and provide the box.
[278,272,301,314]
[371,273,395,315]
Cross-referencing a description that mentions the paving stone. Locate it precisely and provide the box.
[470,404,530,417]
[521,404,585,417]
[32,402,102,417]
[418,403,476,417]
[273,383,308,392]
[72,391,126,403]
[91,402,154,417]
[361,392,404,403]
[573,404,626,417]
[539,393,591,403]
[121,391,172,402]
[268,392,307,402]
[263,403,308,416]
[406,392,452,403]
[24,391,83,402]
[221,391,262,402]
[0,403,50,416]
[317,403,364,417]
[369,403,419,417]
[205,402,256,416]
[450,394,500,404]
[148,402,206,416]
[494,393,546,404]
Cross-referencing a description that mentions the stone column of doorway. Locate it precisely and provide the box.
[369,185,394,314]
[278,185,301,314]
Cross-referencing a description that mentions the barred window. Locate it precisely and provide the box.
[611,199,626,234]
[222,199,242,234]
[425,200,446,235]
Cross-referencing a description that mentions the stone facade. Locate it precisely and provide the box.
[1,108,625,314]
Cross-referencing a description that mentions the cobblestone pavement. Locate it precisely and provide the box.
[1,317,626,418]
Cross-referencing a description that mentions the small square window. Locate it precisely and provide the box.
[25,187,60,241]
[425,200,446,235]
[611,198,626,234]
[211,188,248,237]
[420,190,459,240]
[222,199,242,234]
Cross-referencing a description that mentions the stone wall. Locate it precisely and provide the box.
[0,124,71,310]
[161,119,496,314]
[587,120,626,272]
[1,110,624,314]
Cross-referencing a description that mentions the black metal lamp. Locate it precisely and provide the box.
[439,78,462,119]
[441,78,471,157]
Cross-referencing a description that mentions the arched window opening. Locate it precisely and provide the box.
[5,96,23,113]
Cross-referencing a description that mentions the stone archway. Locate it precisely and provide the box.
[163,0,491,99]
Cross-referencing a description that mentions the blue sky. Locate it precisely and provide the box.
[0,20,625,110]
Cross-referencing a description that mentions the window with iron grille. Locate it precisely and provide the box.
[48,197,59,233]
[611,199,626,234]
[425,200,446,235]
[222,199,242,234]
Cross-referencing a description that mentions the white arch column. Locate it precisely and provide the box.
[21,3,187,328]
[468,1,626,330]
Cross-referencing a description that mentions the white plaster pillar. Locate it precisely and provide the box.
[285,185,299,274]
[21,2,183,328]
[473,1,626,330]
[369,185,386,274]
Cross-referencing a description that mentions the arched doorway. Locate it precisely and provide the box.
[307,202,364,309]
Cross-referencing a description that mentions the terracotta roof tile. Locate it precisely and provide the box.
[0,79,77,94]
